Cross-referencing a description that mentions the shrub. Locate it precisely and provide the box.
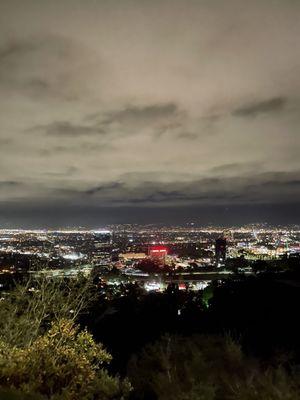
[0,319,131,400]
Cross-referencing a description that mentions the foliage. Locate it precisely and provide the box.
[128,334,300,400]
[0,319,131,400]
[0,274,97,347]
[0,388,43,400]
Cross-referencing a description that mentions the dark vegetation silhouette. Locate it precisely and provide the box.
[1,260,300,399]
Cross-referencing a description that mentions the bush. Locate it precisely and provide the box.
[128,335,300,400]
[0,319,131,400]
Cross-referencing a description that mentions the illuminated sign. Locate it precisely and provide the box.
[148,246,168,258]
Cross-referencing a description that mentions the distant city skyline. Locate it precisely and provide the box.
[0,0,299,226]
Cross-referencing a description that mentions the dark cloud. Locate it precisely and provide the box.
[0,40,36,61]
[91,103,184,138]
[102,103,179,125]
[233,97,287,117]
[40,121,105,137]
[128,191,243,204]
[85,182,124,196]
[176,132,198,140]
[78,171,300,207]
[83,102,185,139]
[265,179,300,187]
[0,181,20,187]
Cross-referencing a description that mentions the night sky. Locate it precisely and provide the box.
[0,0,299,228]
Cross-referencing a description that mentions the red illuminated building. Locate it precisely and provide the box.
[148,245,168,264]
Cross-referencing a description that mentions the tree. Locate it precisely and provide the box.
[0,274,97,347]
[0,319,131,400]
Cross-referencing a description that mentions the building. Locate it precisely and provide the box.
[148,245,168,265]
[119,252,147,261]
[215,238,226,267]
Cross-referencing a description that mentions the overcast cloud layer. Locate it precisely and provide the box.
[0,0,299,227]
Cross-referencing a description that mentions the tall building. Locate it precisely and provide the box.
[92,230,113,263]
[215,237,226,267]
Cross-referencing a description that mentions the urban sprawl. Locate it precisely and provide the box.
[1,224,299,293]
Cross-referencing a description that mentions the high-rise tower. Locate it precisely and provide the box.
[215,237,226,267]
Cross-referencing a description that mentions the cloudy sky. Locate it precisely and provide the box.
[0,0,299,227]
